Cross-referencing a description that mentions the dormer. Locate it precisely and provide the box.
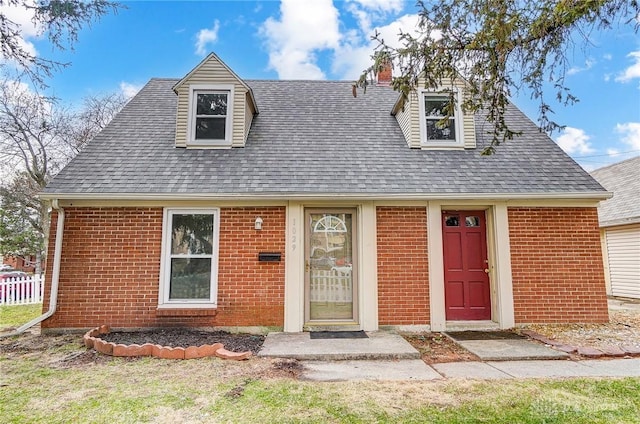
[173,53,258,149]
[391,76,476,150]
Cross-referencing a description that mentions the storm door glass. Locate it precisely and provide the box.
[308,213,354,320]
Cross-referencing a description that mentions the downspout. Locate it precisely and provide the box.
[1,200,64,337]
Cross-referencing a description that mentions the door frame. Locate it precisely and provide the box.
[284,201,378,333]
[428,202,515,331]
[303,207,359,325]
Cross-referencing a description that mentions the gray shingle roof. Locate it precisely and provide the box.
[43,78,606,199]
[591,156,640,226]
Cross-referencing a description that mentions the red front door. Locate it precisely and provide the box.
[442,210,491,320]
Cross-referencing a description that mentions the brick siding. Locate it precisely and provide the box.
[508,207,609,323]
[376,207,430,325]
[42,207,285,330]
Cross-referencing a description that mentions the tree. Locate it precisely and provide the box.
[66,92,128,152]
[0,81,127,272]
[356,0,640,154]
[0,173,45,272]
[0,0,120,87]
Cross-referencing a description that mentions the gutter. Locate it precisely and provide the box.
[1,200,65,337]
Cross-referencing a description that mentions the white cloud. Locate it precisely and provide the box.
[603,53,612,61]
[615,122,640,150]
[349,0,404,13]
[119,82,142,99]
[195,20,220,56]
[260,0,340,79]
[555,127,595,155]
[615,51,640,82]
[606,148,619,156]
[567,58,595,76]
[332,13,421,80]
[0,0,41,64]
[258,1,420,80]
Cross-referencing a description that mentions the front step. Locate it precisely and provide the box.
[445,320,500,332]
[258,331,421,360]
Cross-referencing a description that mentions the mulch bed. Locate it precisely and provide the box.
[98,329,265,355]
[403,333,480,364]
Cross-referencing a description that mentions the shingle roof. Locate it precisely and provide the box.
[591,156,640,226]
[43,78,606,199]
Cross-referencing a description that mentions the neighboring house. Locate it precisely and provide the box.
[2,255,36,273]
[591,156,640,300]
[39,53,611,333]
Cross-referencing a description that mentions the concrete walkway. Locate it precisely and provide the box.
[444,331,569,361]
[301,358,640,381]
[259,330,640,381]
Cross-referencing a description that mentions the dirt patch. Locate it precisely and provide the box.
[521,310,640,351]
[403,333,480,364]
[98,328,265,355]
[0,333,79,354]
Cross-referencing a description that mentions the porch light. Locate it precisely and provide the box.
[254,216,263,230]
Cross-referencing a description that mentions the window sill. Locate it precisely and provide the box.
[156,308,218,317]
[420,144,465,150]
[186,139,232,149]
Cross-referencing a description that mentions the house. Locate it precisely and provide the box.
[38,53,611,333]
[2,255,36,273]
[591,156,640,300]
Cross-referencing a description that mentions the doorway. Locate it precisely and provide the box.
[442,210,491,320]
[304,209,358,323]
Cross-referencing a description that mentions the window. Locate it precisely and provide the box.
[159,208,220,308]
[419,90,464,147]
[188,85,234,145]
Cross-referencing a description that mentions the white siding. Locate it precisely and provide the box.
[244,93,255,140]
[605,224,640,299]
[396,77,476,149]
[175,56,252,148]
[395,91,419,148]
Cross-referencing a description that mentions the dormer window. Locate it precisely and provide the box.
[418,90,464,148]
[187,84,234,146]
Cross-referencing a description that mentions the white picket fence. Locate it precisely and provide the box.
[0,274,44,305]
[310,268,352,303]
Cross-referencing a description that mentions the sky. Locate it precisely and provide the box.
[3,0,640,171]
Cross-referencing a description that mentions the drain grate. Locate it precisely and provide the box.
[445,331,525,341]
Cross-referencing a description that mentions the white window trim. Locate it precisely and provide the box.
[158,207,221,309]
[418,89,465,148]
[187,84,234,146]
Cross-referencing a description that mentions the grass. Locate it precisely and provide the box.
[1,334,640,423]
[0,303,42,331]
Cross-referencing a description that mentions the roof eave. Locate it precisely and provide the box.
[39,191,612,202]
[600,216,640,228]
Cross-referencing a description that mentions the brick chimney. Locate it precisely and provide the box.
[377,60,392,86]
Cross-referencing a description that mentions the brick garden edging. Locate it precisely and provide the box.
[521,329,640,358]
[83,325,252,360]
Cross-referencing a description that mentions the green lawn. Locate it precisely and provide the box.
[0,303,42,331]
[1,333,639,423]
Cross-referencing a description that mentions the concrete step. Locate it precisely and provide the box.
[258,331,421,361]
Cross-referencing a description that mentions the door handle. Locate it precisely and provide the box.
[484,268,490,274]
[305,260,310,273]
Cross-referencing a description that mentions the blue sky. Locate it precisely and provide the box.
[5,0,640,170]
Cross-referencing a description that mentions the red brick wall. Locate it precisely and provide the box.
[508,207,609,323]
[376,207,429,325]
[42,206,285,330]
